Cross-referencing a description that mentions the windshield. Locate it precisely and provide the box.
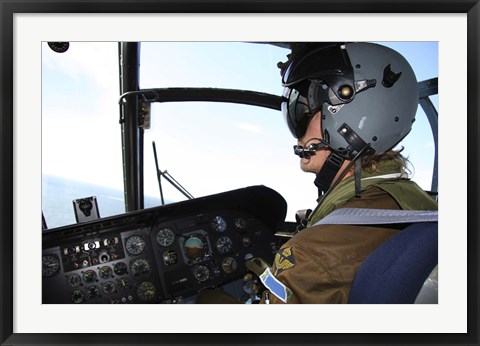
[42,41,438,228]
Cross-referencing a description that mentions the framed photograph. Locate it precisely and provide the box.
[1,1,479,345]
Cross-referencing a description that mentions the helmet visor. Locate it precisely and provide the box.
[281,87,313,139]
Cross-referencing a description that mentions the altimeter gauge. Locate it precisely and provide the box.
[125,235,146,255]
[156,228,175,247]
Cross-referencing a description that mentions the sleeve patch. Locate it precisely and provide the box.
[259,268,289,303]
[272,246,296,276]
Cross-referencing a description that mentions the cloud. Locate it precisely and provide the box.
[233,122,263,134]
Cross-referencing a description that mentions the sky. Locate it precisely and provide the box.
[42,41,438,223]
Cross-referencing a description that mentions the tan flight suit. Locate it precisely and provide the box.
[264,160,438,304]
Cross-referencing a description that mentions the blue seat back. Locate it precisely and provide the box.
[348,222,438,304]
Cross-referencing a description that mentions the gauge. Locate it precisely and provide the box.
[136,281,156,301]
[116,277,131,290]
[193,265,210,282]
[125,235,146,255]
[67,274,81,288]
[211,216,227,232]
[48,42,70,53]
[86,285,101,298]
[183,234,207,258]
[83,269,97,283]
[102,281,116,294]
[42,254,60,277]
[216,236,233,254]
[162,250,178,266]
[99,265,113,279]
[71,289,84,304]
[221,257,237,274]
[113,262,128,276]
[156,228,175,247]
[131,258,150,276]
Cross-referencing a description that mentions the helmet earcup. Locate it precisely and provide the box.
[321,42,418,158]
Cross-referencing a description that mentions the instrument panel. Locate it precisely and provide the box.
[42,185,287,304]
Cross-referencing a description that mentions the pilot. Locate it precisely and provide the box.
[197,42,438,304]
[259,42,438,303]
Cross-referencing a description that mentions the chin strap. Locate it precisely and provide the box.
[298,145,371,233]
[314,152,344,197]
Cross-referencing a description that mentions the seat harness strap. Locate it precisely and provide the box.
[312,208,438,226]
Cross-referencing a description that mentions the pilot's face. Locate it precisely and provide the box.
[297,111,331,174]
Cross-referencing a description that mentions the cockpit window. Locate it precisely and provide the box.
[42,42,124,228]
[42,41,437,228]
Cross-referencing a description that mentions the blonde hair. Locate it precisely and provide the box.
[353,148,413,177]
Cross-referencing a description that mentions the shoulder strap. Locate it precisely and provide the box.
[312,208,438,226]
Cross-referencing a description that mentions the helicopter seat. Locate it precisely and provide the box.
[347,222,438,304]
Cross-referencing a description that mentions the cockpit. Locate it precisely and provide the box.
[42,186,287,303]
[41,41,439,305]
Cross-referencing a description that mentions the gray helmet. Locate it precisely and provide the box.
[281,42,418,159]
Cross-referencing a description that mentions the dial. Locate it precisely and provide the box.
[211,216,227,232]
[42,254,60,277]
[156,228,175,247]
[102,281,116,294]
[221,257,237,274]
[47,42,70,53]
[193,265,210,282]
[114,262,128,276]
[71,289,84,304]
[67,274,81,288]
[183,234,207,259]
[136,281,156,301]
[99,265,113,279]
[83,269,97,283]
[86,285,101,298]
[216,236,233,254]
[125,235,146,255]
[131,258,150,276]
[116,277,131,290]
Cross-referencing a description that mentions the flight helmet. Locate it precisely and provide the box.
[281,42,418,160]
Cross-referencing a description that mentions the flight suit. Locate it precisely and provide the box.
[263,160,438,304]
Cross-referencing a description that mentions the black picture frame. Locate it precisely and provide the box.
[1,1,479,345]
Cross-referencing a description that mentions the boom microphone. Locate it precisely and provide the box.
[293,139,330,159]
